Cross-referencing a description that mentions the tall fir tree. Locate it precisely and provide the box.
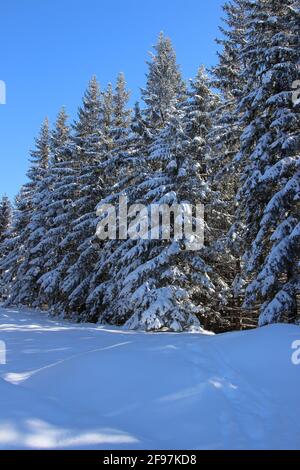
[56,77,104,318]
[113,73,131,131]
[1,119,50,306]
[37,107,73,306]
[210,0,248,324]
[0,195,12,300]
[0,187,31,302]
[0,196,11,244]
[93,67,225,331]
[234,0,300,325]
[87,99,148,322]
[87,37,188,329]
[141,32,186,130]
[124,68,226,331]
[68,76,132,321]
[210,0,247,185]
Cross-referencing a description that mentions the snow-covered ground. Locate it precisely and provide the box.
[0,307,299,450]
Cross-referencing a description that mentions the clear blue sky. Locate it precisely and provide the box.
[0,0,224,200]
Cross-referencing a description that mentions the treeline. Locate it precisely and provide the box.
[0,0,299,332]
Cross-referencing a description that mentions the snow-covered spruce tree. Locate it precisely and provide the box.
[210,0,247,192]
[0,187,31,302]
[0,196,12,244]
[87,99,148,322]
[209,0,249,326]
[98,76,132,189]
[113,73,131,133]
[234,0,300,325]
[65,76,133,321]
[2,119,50,306]
[36,108,73,307]
[102,82,114,140]
[0,195,12,300]
[125,68,227,331]
[94,64,226,331]
[88,35,187,329]
[182,67,232,330]
[53,77,105,319]
[141,32,186,130]
[212,0,247,98]
[20,121,55,308]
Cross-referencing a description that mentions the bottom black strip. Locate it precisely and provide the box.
[0,450,299,465]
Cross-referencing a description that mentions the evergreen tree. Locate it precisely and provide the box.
[86,75,134,321]
[141,32,186,130]
[100,79,131,186]
[37,108,73,306]
[93,68,225,331]
[1,119,50,306]
[234,0,300,325]
[0,196,11,244]
[87,100,147,322]
[88,38,187,329]
[210,0,248,325]
[0,187,31,302]
[56,77,104,318]
[210,0,247,184]
[0,196,12,300]
[102,82,114,137]
[113,72,131,131]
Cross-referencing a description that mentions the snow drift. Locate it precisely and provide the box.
[0,307,299,449]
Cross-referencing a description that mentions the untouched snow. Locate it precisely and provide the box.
[0,307,300,450]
